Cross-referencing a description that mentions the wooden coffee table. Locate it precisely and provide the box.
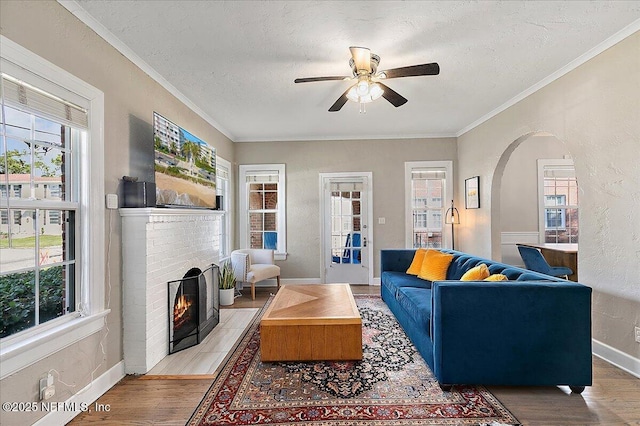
[260,284,362,362]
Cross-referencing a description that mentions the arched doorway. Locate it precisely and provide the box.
[490,132,576,262]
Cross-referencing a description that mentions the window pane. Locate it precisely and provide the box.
[34,148,66,201]
[0,270,36,338]
[34,116,64,147]
[39,265,65,325]
[249,212,263,231]
[39,210,66,266]
[1,209,37,274]
[4,137,31,177]
[264,190,277,209]
[250,232,263,249]
[249,190,264,210]
[3,107,31,139]
[264,212,277,231]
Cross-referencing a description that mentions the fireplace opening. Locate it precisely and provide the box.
[168,264,219,354]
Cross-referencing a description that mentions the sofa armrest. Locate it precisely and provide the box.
[431,280,592,387]
[381,249,416,273]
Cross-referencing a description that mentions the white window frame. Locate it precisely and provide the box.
[239,164,287,260]
[216,156,232,260]
[404,161,453,249]
[537,159,577,243]
[0,36,107,379]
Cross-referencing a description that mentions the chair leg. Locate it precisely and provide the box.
[251,283,256,300]
[276,275,281,290]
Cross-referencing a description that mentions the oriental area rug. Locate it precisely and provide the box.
[188,295,519,426]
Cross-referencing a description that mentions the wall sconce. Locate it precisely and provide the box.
[444,200,460,250]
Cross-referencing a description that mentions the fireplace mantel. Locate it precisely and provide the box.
[120,207,222,374]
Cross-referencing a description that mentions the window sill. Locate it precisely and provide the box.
[0,309,110,380]
[275,252,288,261]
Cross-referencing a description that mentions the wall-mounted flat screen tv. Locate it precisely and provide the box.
[153,112,216,208]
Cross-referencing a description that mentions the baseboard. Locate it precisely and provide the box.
[592,339,640,379]
[34,360,125,426]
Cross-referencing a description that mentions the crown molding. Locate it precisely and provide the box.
[456,18,640,138]
[234,132,457,143]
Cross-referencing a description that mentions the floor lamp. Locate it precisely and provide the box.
[444,200,460,250]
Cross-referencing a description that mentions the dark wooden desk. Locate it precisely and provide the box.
[517,243,578,281]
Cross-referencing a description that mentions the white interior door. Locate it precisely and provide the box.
[320,173,372,284]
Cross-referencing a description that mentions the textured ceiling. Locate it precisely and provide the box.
[68,0,640,142]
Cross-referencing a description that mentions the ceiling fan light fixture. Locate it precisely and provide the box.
[346,80,384,105]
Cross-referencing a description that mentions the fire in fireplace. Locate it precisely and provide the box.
[168,264,219,354]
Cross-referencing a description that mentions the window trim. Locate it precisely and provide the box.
[404,161,453,249]
[239,164,287,260]
[0,36,107,379]
[216,156,232,259]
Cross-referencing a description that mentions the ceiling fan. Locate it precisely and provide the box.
[294,46,439,112]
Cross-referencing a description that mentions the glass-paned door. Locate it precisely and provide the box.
[321,174,371,284]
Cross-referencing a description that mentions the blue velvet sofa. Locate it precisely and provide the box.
[381,249,592,393]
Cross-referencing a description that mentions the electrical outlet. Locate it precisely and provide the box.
[635,326,640,344]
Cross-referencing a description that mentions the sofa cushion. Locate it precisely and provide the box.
[382,271,432,291]
[406,248,427,275]
[396,287,432,336]
[461,263,490,281]
[418,250,454,281]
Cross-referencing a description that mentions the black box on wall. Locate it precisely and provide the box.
[123,181,156,207]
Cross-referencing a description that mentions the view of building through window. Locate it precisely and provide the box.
[544,176,579,243]
[248,182,278,250]
[410,171,444,248]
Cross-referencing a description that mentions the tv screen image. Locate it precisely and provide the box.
[153,112,216,208]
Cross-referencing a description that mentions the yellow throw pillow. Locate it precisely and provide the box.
[460,263,490,281]
[418,250,454,281]
[484,273,508,282]
[406,248,427,275]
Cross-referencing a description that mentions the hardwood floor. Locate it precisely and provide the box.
[70,285,640,425]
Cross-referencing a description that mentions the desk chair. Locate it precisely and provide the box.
[517,245,573,279]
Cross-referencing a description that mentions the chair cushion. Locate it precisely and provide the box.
[418,250,454,281]
[247,264,280,283]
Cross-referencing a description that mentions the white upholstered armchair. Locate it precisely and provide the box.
[230,249,281,300]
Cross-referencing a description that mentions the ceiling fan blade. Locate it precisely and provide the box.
[294,76,349,83]
[349,46,371,73]
[378,82,408,107]
[380,63,440,79]
[328,86,352,112]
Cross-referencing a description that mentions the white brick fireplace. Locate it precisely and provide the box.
[120,208,222,374]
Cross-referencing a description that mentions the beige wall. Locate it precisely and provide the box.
[457,32,640,361]
[235,138,457,279]
[0,1,234,424]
